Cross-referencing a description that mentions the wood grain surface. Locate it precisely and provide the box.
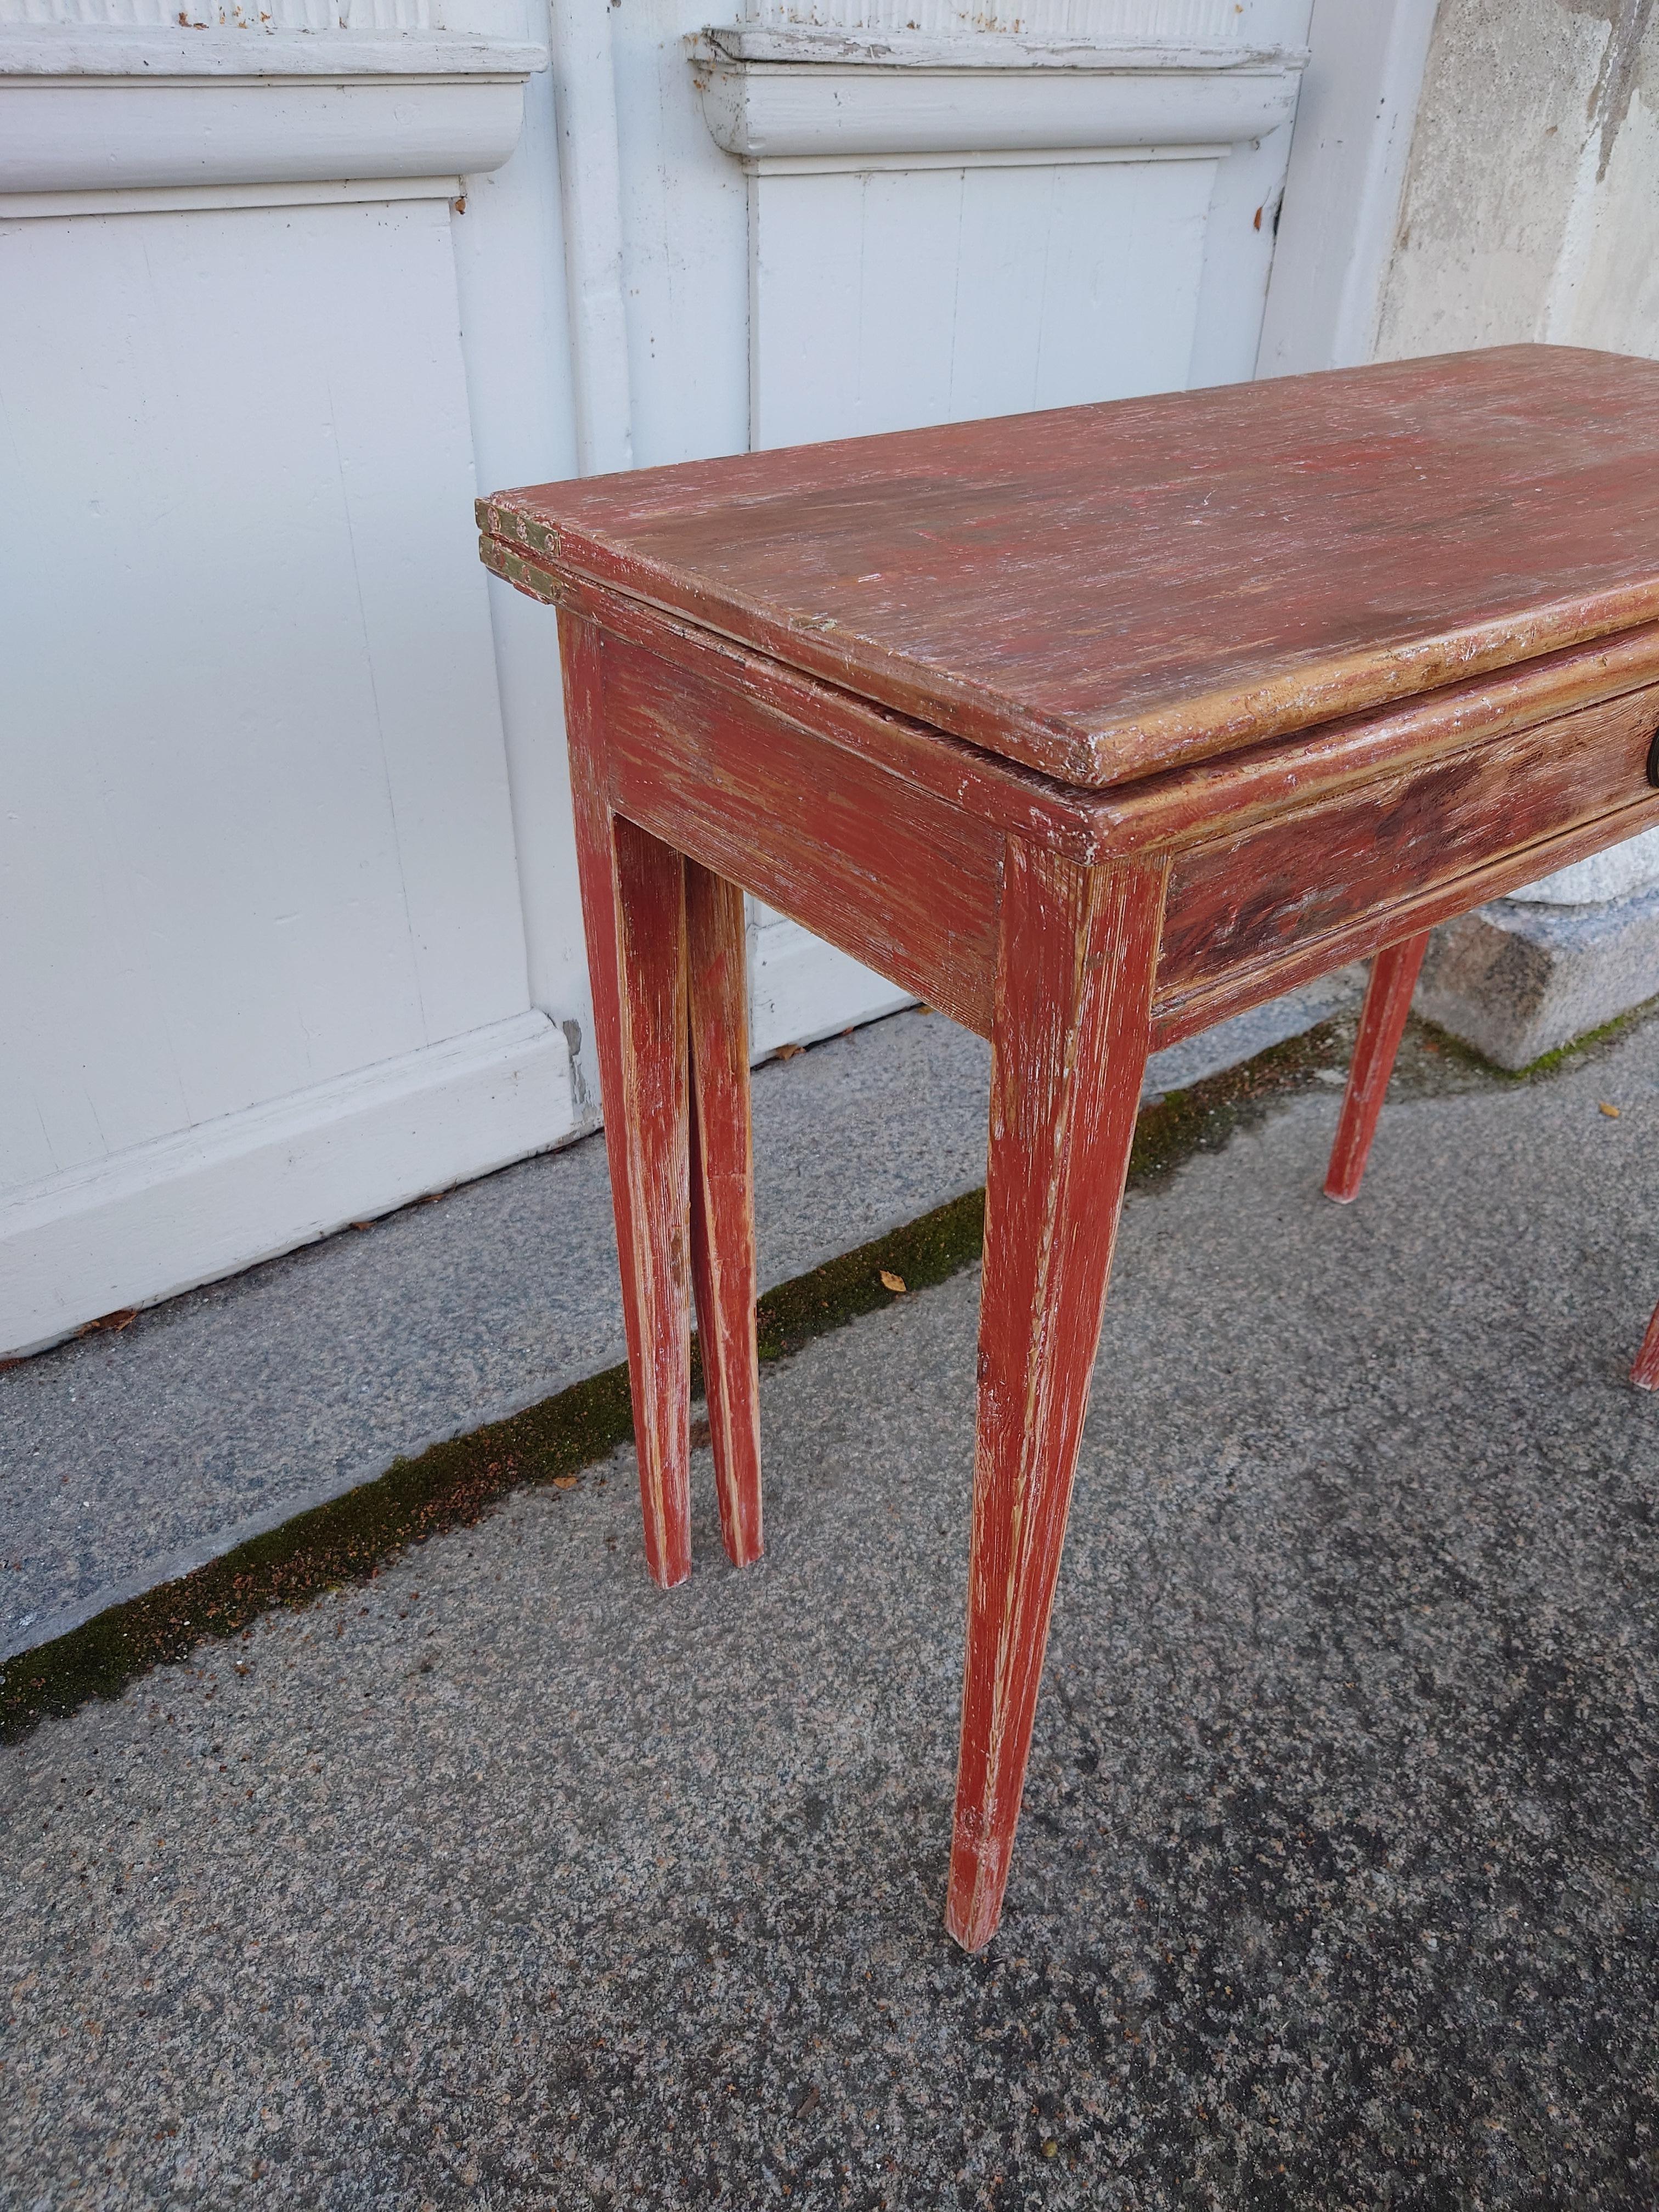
[483,346,1659,789]
[1086,622,1659,859]
[947,847,1169,1952]
[543,568,1116,866]
[597,623,1004,1036]
[481,538,1659,870]
[1151,791,1659,1052]
[561,613,695,1590]
[686,862,763,1570]
[1154,678,1659,1016]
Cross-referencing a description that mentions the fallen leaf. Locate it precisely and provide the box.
[349,1220,374,1231]
[551,1475,580,1491]
[879,1269,906,1295]
[1600,1102,1622,1118]
[78,1308,137,1336]
[794,2084,821,2119]
[774,1041,804,1062]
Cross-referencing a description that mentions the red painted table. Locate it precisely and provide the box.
[479,345,1659,1950]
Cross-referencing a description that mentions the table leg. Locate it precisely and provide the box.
[1323,931,1431,1204]
[1632,1303,1659,1391]
[563,614,693,1589]
[686,863,763,1567]
[946,845,1169,1953]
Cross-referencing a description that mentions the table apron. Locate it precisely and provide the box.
[592,620,1004,1037]
[1153,677,1659,1045]
[577,609,1659,1059]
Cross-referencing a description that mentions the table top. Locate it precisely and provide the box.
[482,345,1659,792]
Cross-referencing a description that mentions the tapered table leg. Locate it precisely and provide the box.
[1324,931,1431,1204]
[686,862,763,1567]
[1632,1302,1659,1390]
[946,845,1169,1953]
[562,612,694,1589]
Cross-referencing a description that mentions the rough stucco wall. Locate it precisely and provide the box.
[1378,3,1659,918]
[1565,13,1659,349]
[1376,0,1659,360]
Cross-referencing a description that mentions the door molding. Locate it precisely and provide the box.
[1256,0,1438,375]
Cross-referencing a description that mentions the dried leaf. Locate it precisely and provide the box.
[794,2084,821,2119]
[879,1269,906,1295]
[78,1308,138,1336]
[1600,1102,1622,1118]
[774,1041,804,1062]
[551,1475,580,1491]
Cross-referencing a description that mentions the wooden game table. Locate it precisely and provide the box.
[478,345,1659,1949]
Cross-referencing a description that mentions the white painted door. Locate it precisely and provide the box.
[684,1,1313,1052]
[0,24,572,1355]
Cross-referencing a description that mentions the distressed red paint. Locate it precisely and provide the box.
[487,349,1659,1950]
[686,862,763,1568]
[1324,933,1432,1204]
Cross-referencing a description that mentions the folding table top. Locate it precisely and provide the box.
[481,345,1659,793]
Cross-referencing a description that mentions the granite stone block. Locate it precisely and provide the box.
[1416,881,1659,1069]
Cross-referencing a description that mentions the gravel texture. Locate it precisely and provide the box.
[0,1009,986,1657]
[0,980,1356,1660]
[7,1017,1659,2204]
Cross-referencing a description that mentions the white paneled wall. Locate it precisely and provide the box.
[4,198,527,1158]
[0,0,436,26]
[741,0,1244,33]
[695,5,1308,1045]
[4,0,1408,1352]
[751,153,1218,449]
[0,21,571,1352]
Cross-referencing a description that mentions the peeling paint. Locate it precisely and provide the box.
[560,1016,593,1114]
[1562,0,1659,178]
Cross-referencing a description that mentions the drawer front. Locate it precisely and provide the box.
[1155,677,1659,1027]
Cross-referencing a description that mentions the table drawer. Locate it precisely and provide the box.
[1154,675,1659,1034]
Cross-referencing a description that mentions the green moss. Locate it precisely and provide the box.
[0,1362,639,1743]
[9,981,1653,1743]
[754,1189,990,1362]
[1127,1016,1355,1188]
[1407,991,1659,1086]
[0,1031,1351,1744]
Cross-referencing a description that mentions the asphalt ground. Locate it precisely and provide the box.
[0,977,1356,1662]
[5,1008,1658,2208]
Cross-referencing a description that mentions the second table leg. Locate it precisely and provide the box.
[687,862,763,1567]
[1324,931,1431,1203]
[946,844,1169,1952]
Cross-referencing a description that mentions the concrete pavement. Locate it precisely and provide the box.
[5,1006,1658,2207]
[0,975,1357,1662]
